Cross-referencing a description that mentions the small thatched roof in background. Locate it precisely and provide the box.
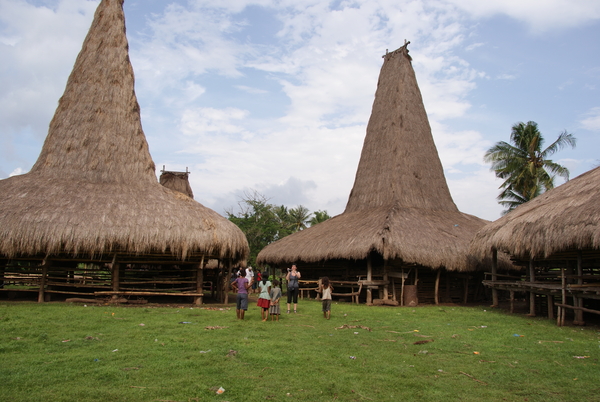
[258,43,488,272]
[160,167,194,199]
[470,166,600,261]
[0,0,248,264]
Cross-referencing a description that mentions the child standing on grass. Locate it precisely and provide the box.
[317,277,333,319]
[231,270,252,320]
[269,279,281,321]
[257,271,272,321]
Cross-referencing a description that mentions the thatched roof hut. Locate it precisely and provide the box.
[160,167,194,199]
[470,166,600,262]
[0,0,248,303]
[470,167,600,323]
[257,43,491,305]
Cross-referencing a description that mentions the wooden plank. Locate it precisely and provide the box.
[94,291,204,297]
[555,303,600,316]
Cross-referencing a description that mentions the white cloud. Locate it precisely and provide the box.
[235,85,268,94]
[432,123,490,170]
[0,0,97,138]
[143,0,505,219]
[465,42,484,51]
[9,167,24,177]
[446,0,600,33]
[180,107,251,141]
[497,73,516,80]
[447,168,504,221]
[3,0,599,225]
[580,107,600,131]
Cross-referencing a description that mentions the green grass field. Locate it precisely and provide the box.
[1,297,599,402]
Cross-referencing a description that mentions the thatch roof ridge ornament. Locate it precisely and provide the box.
[257,43,486,271]
[0,0,248,263]
[160,165,194,199]
[383,40,411,61]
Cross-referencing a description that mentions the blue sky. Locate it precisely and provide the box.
[1,0,599,221]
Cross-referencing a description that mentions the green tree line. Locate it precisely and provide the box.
[226,190,331,267]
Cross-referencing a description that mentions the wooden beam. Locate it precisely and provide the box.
[111,254,119,292]
[37,258,51,303]
[383,259,389,300]
[574,251,584,325]
[491,248,498,307]
[366,254,373,305]
[559,267,566,326]
[547,295,554,320]
[528,259,536,316]
[400,268,405,307]
[434,269,441,305]
[194,255,205,306]
[223,259,232,304]
[556,303,600,315]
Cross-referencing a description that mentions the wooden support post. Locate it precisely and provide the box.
[463,276,469,304]
[224,259,233,304]
[366,255,373,305]
[547,295,554,320]
[491,248,498,307]
[0,258,6,289]
[215,259,222,301]
[434,269,441,305]
[38,258,51,303]
[400,268,405,307]
[559,267,566,326]
[391,277,397,302]
[574,252,585,325]
[528,259,536,317]
[383,260,389,300]
[509,290,515,313]
[194,255,205,306]
[111,254,119,292]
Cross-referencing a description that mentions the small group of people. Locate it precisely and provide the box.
[231,269,281,321]
[232,264,334,320]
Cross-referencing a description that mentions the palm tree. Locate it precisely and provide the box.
[288,205,312,232]
[309,210,331,226]
[484,121,576,214]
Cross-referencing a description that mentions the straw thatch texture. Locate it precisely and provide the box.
[258,44,488,272]
[160,171,194,199]
[0,0,248,264]
[258,207,488,271]
[346,46,457,213]
[31,0,155,185]
[470,166,600,261]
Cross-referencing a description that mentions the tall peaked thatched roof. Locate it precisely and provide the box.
[32,0,155,185]
[470,166,600,261]
[346,46,457,214]
[257,44,488,271]
[0,0,248,263]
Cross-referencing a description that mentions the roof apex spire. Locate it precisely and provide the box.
[31,0,156,185]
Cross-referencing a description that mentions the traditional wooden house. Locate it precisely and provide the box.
[257,43,493,306]
[470,166,600,325]
[0,0,248,304]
